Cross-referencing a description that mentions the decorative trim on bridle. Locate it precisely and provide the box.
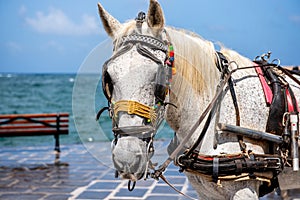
[115,34,168,54]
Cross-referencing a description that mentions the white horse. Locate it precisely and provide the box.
[97,0,300,199]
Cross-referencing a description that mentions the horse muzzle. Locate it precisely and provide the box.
[111,136,152,181]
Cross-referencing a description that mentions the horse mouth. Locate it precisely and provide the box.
[119,172,139,182]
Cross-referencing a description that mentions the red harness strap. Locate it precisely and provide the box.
[286,88,299,112]
[255,62,299,113]
[254,62,273,106]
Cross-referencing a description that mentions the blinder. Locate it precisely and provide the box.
[102,62,113,102]
[155,64,168,103]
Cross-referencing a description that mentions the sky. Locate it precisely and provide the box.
[0,0,299,73]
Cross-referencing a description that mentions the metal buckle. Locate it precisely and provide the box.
[264,157,282,170]
[176,154,186,168]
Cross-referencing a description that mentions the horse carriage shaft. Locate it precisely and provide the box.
[217,123,283,144]
[218,114,299,172]
[290,114,299,171]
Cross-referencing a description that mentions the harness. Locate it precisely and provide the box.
[155,52,300,197]
[97,12,300,199]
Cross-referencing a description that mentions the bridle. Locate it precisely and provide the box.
[101,25,174,134]
[97,12,175,184]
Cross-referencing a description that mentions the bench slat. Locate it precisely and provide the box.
[0,124,68,130]
[2,118,69,124]
[0,129,68,137]
[0,113,69,119]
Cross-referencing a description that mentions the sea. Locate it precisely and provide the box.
[0,73,173,147]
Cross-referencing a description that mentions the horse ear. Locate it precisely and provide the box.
[147,0,165,34]
[97,2,121,39]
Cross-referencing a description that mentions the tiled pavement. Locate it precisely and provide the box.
[0,141,299,200]
[0,141,197,200]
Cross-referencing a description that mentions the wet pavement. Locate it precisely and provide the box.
[0,141,299,200]
[0,141,198,200]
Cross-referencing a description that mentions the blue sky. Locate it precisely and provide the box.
[0,0,299,73]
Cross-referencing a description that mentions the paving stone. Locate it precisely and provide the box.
[135,179,155,187]
[56,180,91,187]
[157,176,186,185]
[152,185,183,194]
[0,179,17,187]
[115,188,148,197]
[33,186,75,193]
[43,194,71,200]
[163,169,183,176]
[76,191,110,199]
[0,187,28,193]
[88,181,120,190]
[146,195,180,200]
[0,193,45,200]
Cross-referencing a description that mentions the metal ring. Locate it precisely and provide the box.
[176,154,186,168]
[228,61,239,70]
[271,58,281,67]
[254,55,261,61]
[128,180,136,191]
[282,112,290,127]
[262,51,272,62]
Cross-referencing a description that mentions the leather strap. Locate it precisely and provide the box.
[212,157,219,183]
[159,174,197,200]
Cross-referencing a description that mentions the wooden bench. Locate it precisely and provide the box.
[0,113,69,152]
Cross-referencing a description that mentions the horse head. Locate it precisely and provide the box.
[98,0,171,181]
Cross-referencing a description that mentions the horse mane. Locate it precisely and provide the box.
[165,27,220,103]
[166,27,257,106]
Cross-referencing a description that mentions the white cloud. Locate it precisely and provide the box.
[25,7,100,36]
